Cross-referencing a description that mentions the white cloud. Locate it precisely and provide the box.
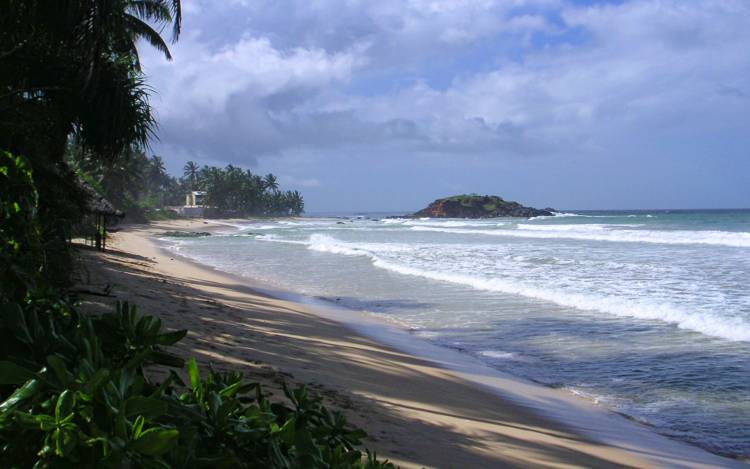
[142,0,750,209]
[147,33,365,117]
[321,0,750,157]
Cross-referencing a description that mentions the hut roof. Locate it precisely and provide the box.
[77,179,124,217]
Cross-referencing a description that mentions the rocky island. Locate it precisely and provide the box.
[412,194,554,218]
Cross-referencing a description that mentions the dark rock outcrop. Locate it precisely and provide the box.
[161,231,212,238]
[412,195,554,218]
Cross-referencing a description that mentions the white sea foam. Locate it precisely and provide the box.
[307,234,412,255]
[298,234,750,342]
[255,229,750,341]
[410,225,750,248]
[408,220,500,227]
[208,220,249,230]
[516,223,644,231]
[382,218,505,227]
[226,225,278,235]
[255,234,308,245]
[478,350,521,360]
[532,213,656,220]
[376,259,750,342]
[307,234,363,256]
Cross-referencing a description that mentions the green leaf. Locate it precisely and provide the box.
[218,379,243,398]
[116,368,134,398]
[187,358,200,393]
[47,355,73,387]
[132,415,145,439]
[150,350,185,368]
[0,360,37,385]
[294,427,321,464]
[54,427,78,457]
[131,428,179,456]
[85,368,111,393]
[0,379,40,414]
[124,349,152,370]
[35,414,56,431]
[154,329,187,346]
[275,417,296,445]
[55,390,75,423]
[124,396,167,419]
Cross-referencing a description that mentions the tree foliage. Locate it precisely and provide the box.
[68,143,305,218]
[194,165,304,216]
[0,152,42,300]
[0,0,181,163]
[1,0,183,284]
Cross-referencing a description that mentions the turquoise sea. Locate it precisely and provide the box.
[164,209,750,459]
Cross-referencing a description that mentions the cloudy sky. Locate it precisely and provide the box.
[141,0,750,213]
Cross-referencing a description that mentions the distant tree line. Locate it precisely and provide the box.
[67,143,304,219]
[184,161,304,216]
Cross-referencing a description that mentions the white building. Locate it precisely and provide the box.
[185,191,206,207]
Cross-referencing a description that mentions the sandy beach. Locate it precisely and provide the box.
[72,220,743,468]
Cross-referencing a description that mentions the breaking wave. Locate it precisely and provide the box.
[410,225,750,248]
[301,235,750,342]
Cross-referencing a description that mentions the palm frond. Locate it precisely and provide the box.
[128,0,172,24]
[168,0,182,41]
[125,13,172,60]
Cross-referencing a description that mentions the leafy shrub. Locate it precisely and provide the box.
[0,301,394,468]
[1,150,85,296]
[0,151,42,300]
[145,209,184,222]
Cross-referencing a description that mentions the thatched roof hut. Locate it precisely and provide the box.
[77,179,123,217]
[76,179,123,250]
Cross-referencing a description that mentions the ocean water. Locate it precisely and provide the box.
[164,210,750,459]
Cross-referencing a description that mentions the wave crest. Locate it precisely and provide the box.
[291,234,750,342]
[410,225,750,248]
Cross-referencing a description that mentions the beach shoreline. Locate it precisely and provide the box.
[76,219,744,468]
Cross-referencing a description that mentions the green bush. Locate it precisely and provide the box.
[145,209,184,222]
[0,301,394,468]
[0,151,43,300]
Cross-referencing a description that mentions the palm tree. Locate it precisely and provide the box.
[290,190,305,215]
[67,141,147,204]
[121,0,183,62]
[263,173,279,192]
[150,155,166,172]
[183,160,199,189]
[0,1,183,289]
[148,155,166,185]
[1,1,183,163]
[100,147,150,206]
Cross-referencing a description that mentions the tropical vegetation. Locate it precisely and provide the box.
[1,2,384,467]
[186,163,304,216]
[67,144,305,220]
